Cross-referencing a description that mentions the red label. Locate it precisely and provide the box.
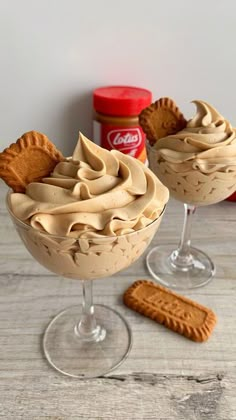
[99,124,147,162]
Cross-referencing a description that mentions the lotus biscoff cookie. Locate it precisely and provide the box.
[139,97,187,145]
[0,131,64,192]
[124,280,217,342]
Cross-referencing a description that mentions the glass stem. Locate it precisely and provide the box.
[75,280,106,342]
[170,203,196,269]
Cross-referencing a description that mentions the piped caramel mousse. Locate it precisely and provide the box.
[8,133,169,279]
[148,100,236,205]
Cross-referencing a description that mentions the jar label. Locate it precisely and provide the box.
[93,121,147,163]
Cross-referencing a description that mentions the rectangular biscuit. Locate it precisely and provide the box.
[123,280,217,342]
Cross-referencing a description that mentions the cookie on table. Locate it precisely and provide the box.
[124,280,217,342]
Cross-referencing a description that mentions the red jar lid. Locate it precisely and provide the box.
[226,192,236,201]
[93,86,152,117]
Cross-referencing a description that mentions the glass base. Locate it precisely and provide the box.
[146,244,215,290]
[43,304,132,379]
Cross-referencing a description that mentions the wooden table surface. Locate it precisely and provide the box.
[0,181,235,420]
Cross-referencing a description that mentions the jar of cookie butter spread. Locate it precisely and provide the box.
[226,192,236,201]
[93,86,152,163]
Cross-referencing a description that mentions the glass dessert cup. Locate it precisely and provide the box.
[147,144,236,290]
[7,194,165,379]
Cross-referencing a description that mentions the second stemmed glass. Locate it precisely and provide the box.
[146,143,236,290]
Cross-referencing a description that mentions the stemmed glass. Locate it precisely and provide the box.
[146,143,236,290]
[7,192,165,379]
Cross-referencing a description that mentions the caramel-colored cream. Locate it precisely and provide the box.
[148,100,236,205]
[9,133,168,279]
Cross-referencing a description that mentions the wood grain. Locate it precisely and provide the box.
[0,181,235,419]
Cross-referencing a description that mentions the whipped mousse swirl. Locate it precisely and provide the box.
[154,100,236,172]
[10,133,169,238]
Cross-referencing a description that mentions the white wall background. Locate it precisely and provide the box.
[0,0,235,155]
